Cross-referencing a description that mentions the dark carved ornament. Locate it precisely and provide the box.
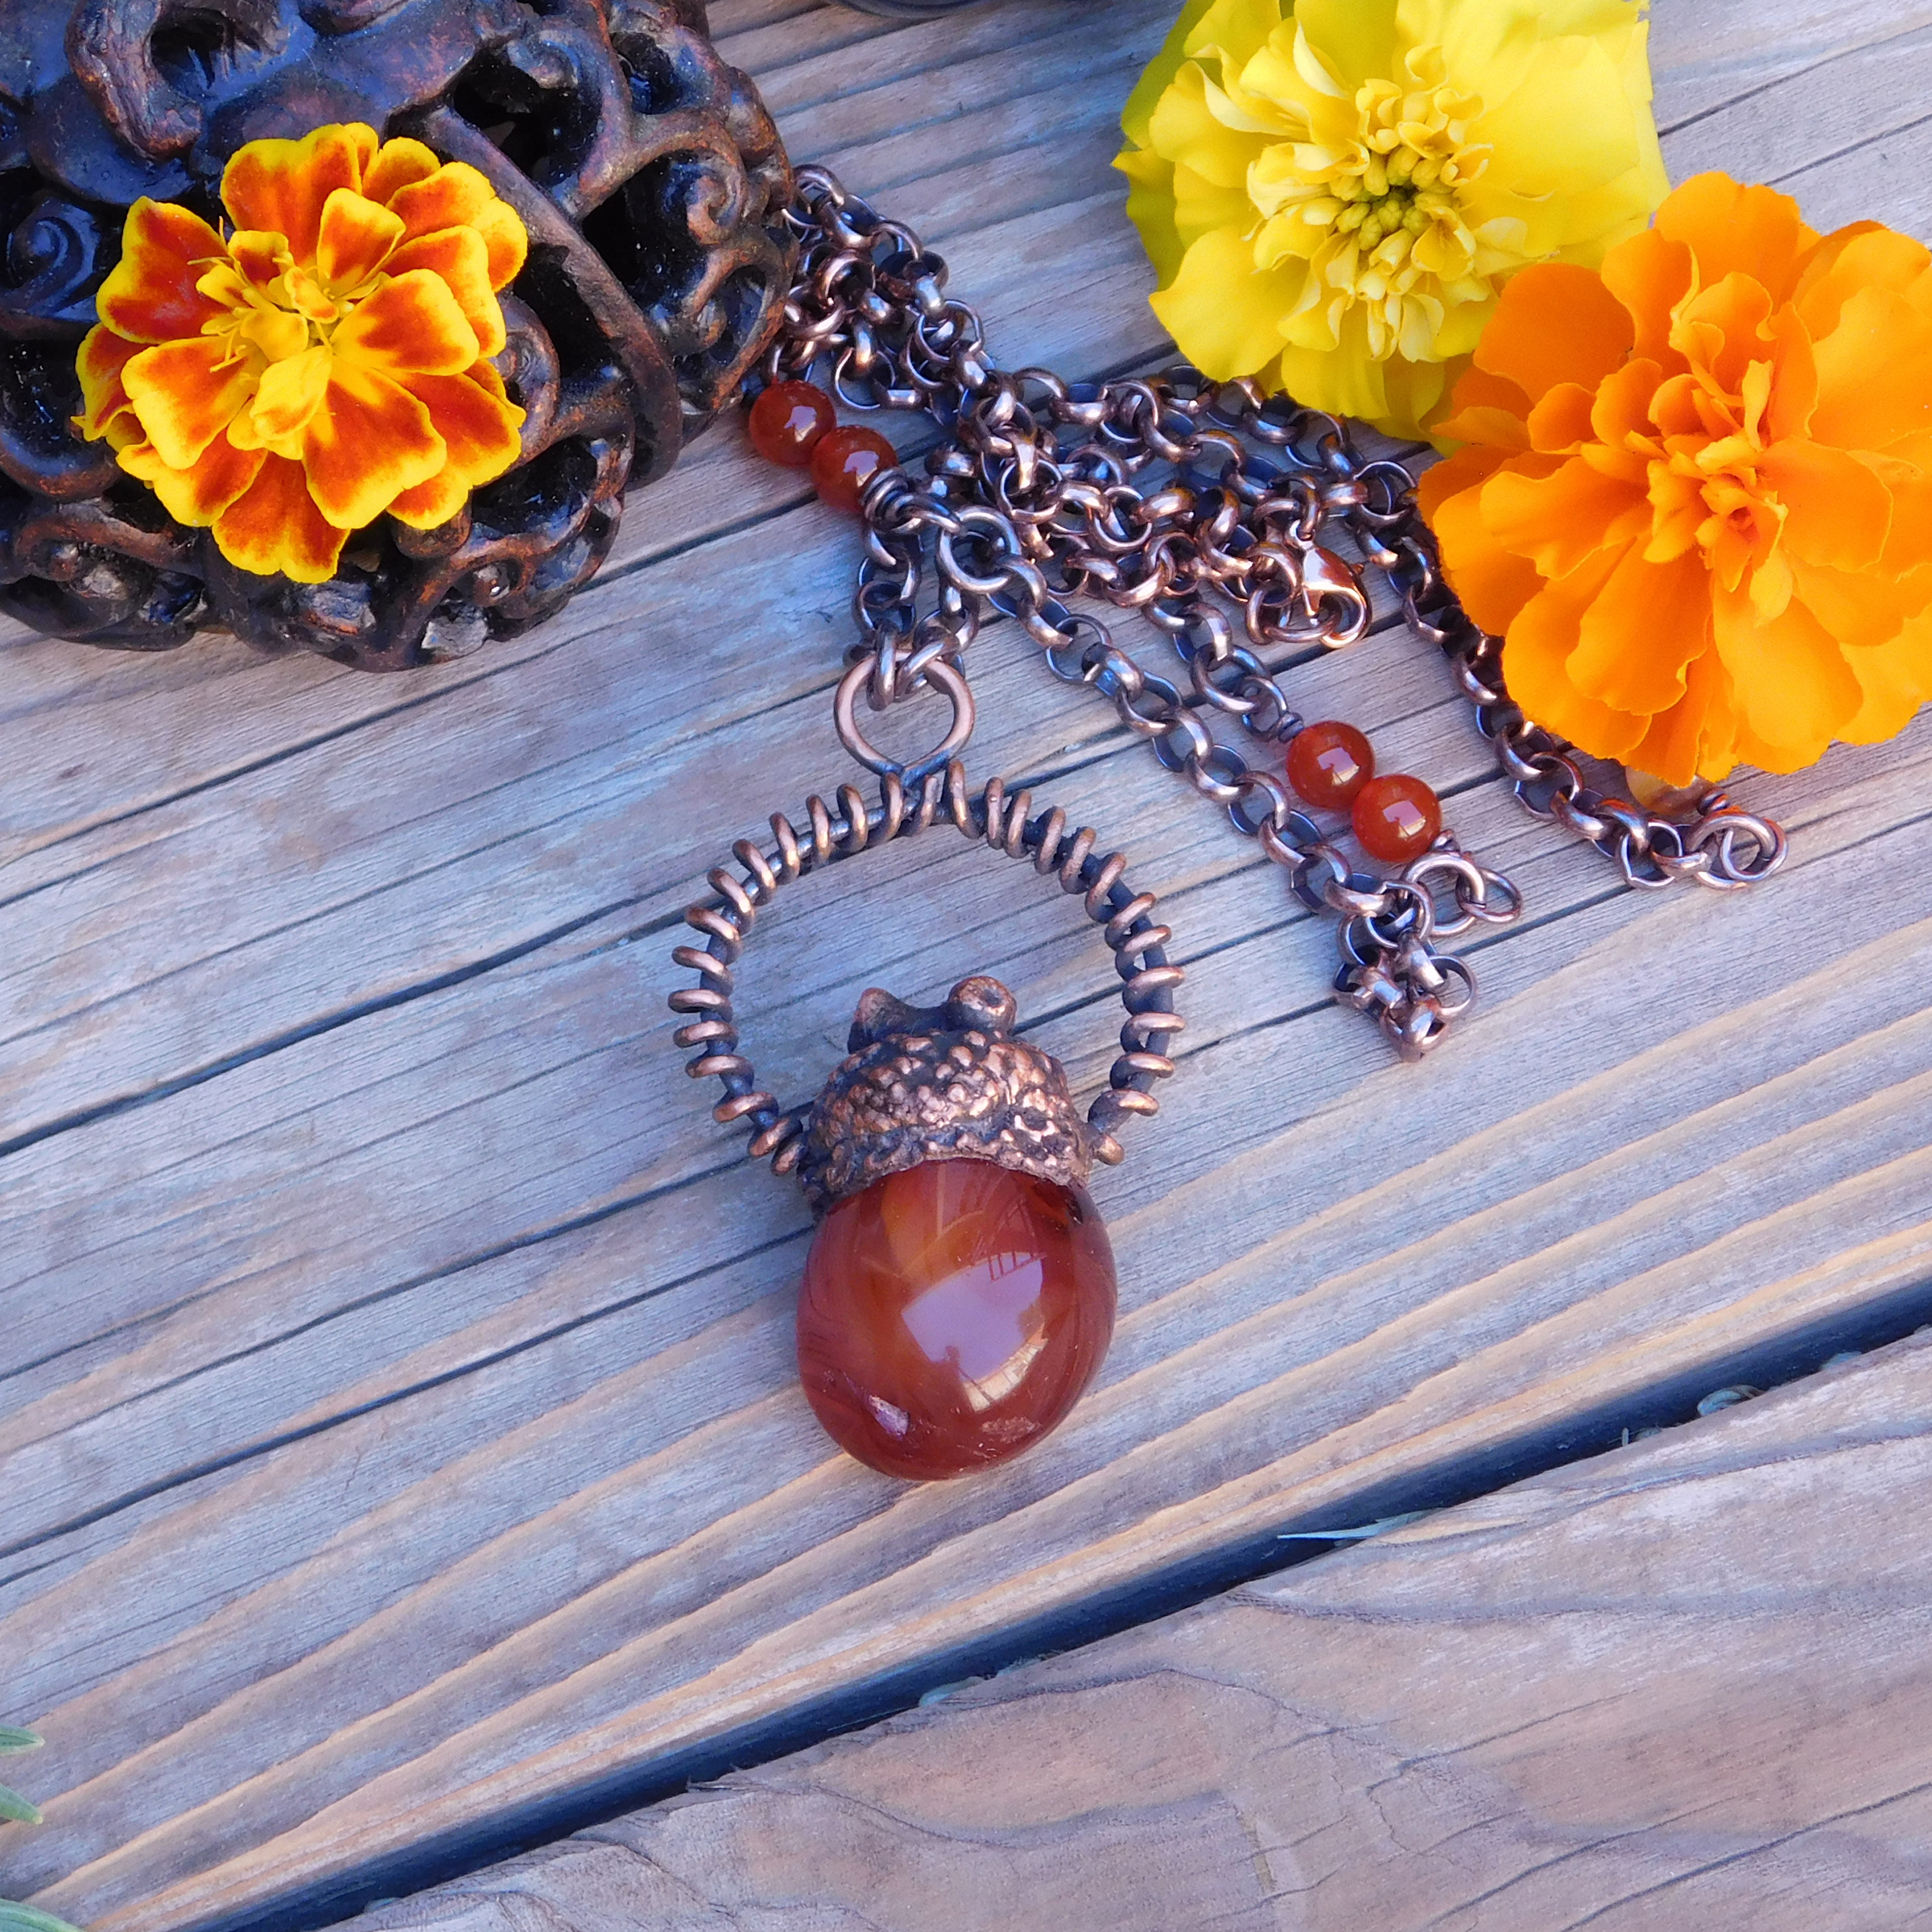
[0,0,794,667]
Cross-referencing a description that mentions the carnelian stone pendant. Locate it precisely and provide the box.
[793,974,1117,1479]
[798,1162,1116,1480]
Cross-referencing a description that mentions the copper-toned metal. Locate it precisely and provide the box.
[0,0,795,667]
[797,976,1090,1218]
[761,166,1787,1065]
[668,761,1183,1195]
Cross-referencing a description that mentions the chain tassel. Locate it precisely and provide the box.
[756,165,1785,1059]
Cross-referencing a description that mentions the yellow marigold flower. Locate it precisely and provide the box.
[1116,0,1670,440]
[1422,173,1932,785]
[74,122,529,584]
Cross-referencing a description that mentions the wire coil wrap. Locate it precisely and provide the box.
[669,762,1183,1178]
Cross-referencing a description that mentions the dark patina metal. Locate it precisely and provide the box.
[797,975,1092,1220]
[0,0,793,667]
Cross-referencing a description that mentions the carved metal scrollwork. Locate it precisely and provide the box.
[0,0,794,668]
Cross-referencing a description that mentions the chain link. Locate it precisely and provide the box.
[1379,484,1788,892]
[762,165,1785,1059]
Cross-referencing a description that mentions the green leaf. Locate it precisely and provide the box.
[0,1904,82,1932]
[0,1785,42,1826]
[0,1734,40,1757]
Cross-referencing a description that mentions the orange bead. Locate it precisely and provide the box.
[747,380,836,466]
[811,423,898,514]
[796,1160,1117,1480]
[1286,719,1375,810]
[1352,773,1442,864]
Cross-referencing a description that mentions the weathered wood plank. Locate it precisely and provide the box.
[343,1331,1932,1932]
[5,2,1932,1930]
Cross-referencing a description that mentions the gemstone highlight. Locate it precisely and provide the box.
[1286,718,1375,810]
[797,1158,1117,1480]
[1352,771,1441,863]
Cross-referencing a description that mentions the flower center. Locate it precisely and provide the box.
[1636,344,1795,613]
[1249,66,1502,359]
[198,246,366,367]
[189,229,395,455]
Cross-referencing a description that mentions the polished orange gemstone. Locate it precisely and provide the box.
[747,380,835,466]
[1286,719,1375,810]
[797,1159,1117,1480]
[1352,772,1442,863]
[810,423,898,514]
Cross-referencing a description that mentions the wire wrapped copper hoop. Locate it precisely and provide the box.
[669,760,1184,1176]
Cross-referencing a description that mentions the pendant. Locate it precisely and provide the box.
[670,766,1183,1482]
[795,977,1117,1480]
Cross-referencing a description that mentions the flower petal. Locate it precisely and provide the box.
[1839,618,1932,744]
[1471,36,1646,205]
[316,188,405,294]
[250,343,334,455]
[1116,144,1185,286]
[1420,447,1555,636]
[1792,222,1932,338]
[1654,172,1818,304]
[118,427,265,526]
[222,123,378,265]
[1809,287,1932,454]
[1623,645,1740,785]
[1502,540,1651,762]
[363,135,443,208]
[1472,262,1634,404]
[300,359,444,528]
[1597,227,1692,371]
[74,324,144,440]
[1757,439,1892,571]
[1481,453,1646,578]
[399,363,525,485]
[213,452,351,582]
[1152,224,1306,380]
[385,463,471,531]
[1789,558,1913,649]
[1711,579,1862,760]
[227,229,287,290]
[385,162,499,246]
[1567,544,1712,713]
[1526,382,1597,453]
[472,196,528,291]
[122,337,259,469]
[97,199,229,344]
[1431,365,1534,451]
[385,226,505,357]
[1280,0,1396,94]
[332,267,481,378]
[1670,270,1775,398]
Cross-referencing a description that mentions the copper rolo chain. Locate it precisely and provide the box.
[760,165,1786,1059]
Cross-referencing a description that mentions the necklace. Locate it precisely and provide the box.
[669,164,1787,1484]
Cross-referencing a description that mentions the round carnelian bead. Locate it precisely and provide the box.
[1286,719,1375,811]
[796,1159,1117,1480]
[810,424,898,514]
[1352,773,1442,864]
[747,380,836,466]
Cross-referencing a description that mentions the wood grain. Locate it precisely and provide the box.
[344,1331,1932,1932]
[4,2,1932,1930]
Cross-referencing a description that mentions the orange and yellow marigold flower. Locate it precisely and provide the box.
[1422,171,1932,785]
[74,122,529,584]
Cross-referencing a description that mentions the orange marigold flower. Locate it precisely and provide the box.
[73,122,529,584]
[1421,171,1932,785]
